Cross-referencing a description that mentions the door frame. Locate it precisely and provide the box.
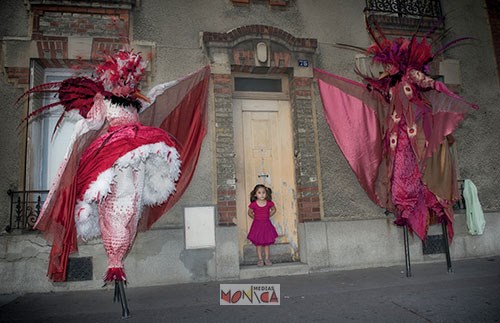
[232,73,298,263]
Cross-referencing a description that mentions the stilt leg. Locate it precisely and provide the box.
[113,280,120,303]
[115,280,130,319]
[403,225,412,277]
[442,222,453,273]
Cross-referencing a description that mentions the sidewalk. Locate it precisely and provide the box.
[1,256,499,323]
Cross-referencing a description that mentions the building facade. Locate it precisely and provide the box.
[1,0,499,293]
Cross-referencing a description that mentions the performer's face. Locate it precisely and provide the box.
[385,64,399,75]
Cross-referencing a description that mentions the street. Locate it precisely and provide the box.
[1,256,499,322]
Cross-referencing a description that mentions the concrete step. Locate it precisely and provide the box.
[242,243,295,265]
[239,262,309,280]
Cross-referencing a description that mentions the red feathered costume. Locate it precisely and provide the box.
[27,51,210,283]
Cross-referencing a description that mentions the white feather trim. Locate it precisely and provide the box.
[75,200,100,241]
[74,142,181,241]
[83,169,115,203]
[75,169,114,241]
[114,142,181,206]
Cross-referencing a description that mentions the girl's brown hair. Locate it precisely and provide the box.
[249,184,273,202]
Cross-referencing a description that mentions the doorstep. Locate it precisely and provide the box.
[239,262,309,280]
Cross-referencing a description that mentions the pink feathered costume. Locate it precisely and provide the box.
[314,25,477,243]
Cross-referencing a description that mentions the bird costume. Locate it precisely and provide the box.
[314,19,478,242]
[18,50,210,285]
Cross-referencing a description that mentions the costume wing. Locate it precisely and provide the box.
[419,82,478,160]
[314,68,388,207]
[138,65,211,230]
[34,95,108,281]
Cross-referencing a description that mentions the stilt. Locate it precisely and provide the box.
[442,222,453,273]
[403,225,412,277]
[114,280,131,319]
[113,280,120,303]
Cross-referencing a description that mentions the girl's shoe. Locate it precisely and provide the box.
[257,259,264,267]
[264,259,272,266]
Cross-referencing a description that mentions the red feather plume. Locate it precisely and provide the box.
[19,77,105,137]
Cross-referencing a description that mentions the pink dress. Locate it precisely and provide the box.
[247,200,278,246]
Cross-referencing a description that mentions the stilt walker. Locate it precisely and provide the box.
[17,50,210,317]
[314,17,478,273]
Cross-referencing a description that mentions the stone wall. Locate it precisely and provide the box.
[299,212,500,272]
[440,0,500,211]
[0,226,239,294]
[0,0,498,292]
[2,212,498,294]
[2,0,496,226]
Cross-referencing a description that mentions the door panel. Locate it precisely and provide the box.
[234,99,298,263]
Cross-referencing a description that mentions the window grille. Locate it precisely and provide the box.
[365,0,442,18]
[6,190,48,232]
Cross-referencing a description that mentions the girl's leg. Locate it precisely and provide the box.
[264,246,272,265]
[256,245,263,260]
[256,245,264,266]
[264,245,270,260]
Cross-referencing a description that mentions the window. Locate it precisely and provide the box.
[232,75,289,100]
[234,77,282,92]
[27,63,82,190]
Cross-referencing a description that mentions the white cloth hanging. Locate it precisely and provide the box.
[463,179,485,235]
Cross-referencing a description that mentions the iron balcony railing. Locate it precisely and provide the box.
[366,0,443,18]
[6,190,48,233]
[27,0,137,9]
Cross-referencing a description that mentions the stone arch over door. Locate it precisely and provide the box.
[203,25,321,228]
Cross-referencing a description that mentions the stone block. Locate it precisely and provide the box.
[302,221,329,270]
[215,226,239,280]
[325,218,423,270]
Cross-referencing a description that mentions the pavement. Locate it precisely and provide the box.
[0,256,499,323]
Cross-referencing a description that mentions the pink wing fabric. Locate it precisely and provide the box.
[314,69,387,207]
[420,85,477,159]
[34,123,107,282]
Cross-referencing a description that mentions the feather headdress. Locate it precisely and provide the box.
[17,50,148,134]
[364,15,474,78]
[95,50,147,100]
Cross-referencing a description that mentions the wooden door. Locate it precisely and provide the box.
[234,99,298,263]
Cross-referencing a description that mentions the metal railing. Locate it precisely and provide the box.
[27,0,137,8]
[365,0,443,18]
[6,190,48,233]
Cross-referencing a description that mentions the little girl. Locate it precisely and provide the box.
[247,184,278,266]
